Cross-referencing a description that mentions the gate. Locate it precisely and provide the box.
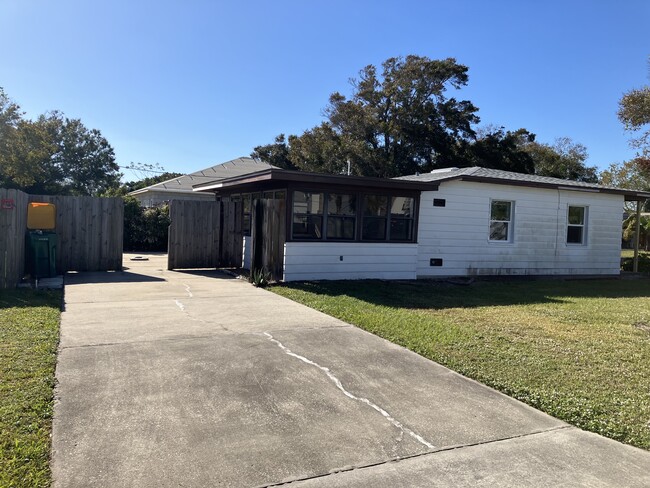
[250,198,286,282]
[167,200,242,270]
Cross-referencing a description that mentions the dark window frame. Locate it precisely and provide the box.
[289,187,418,243]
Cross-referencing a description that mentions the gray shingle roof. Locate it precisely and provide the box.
[395,166,638,192]
[130,157,274,195]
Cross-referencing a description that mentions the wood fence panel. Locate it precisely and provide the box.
[167,200,243,270]
[251,198,286,282]
[221,201,243,268]
[168,200,222,270]
[0,189,29,288]
[27,194,123,273]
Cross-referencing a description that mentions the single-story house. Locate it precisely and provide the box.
[128,157,273,207]
[193,166,650,281]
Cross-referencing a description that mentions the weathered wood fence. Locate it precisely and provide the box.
[167,200,242,270]
[0,188,124,289]
[251,198,286,282]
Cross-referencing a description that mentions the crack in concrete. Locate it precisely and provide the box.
[263,332,435,450]
[255,425,573,488]
[174,299,185,311]
[183,283,193,297]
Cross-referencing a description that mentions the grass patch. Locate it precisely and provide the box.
[271,278,650,450]
[0,289,61,488]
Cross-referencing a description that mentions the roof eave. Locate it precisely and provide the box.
[193,169,439,192]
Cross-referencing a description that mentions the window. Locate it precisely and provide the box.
[567,206,587,244]
[362,195,388,240]
[243,194,252,235]
[390,196,415,241]
[290,191,417,242]
[292,191,324,239]
[327,193,356,239]
[489,200,513,241]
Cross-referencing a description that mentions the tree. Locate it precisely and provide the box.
[526,137,598,183]
[464,127,536,173]
[251,134,297,170]
[254,56,480,178]
[0,88,120,195]
[600,158,650,211]
[619,85,650,158]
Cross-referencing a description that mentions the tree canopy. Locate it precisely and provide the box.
[253,55,596,181]
[0,88,120,196]
[619,85,650,158]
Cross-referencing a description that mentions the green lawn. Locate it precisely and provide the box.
[272,278,650,450]
[0,289,61,488]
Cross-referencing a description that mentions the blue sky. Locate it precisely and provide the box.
[1,0,648,181]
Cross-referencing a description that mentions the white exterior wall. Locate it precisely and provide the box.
[417,181,624,278]
[283,242,417,281]
[242,235,252,269]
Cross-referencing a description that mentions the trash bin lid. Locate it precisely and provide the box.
[27,202,56,230]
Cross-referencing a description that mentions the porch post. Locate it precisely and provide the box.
[633,200,641,273]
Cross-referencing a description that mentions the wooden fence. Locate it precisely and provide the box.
[0,188,124,289]
[251,199,286,282]
[167,200,242,270]
[0,189,29,289]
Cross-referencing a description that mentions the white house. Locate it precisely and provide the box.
[193,166,650,281]
[129,157,273,207]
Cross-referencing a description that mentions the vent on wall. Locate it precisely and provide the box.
[433,199,446,207]
[430,258,443,266]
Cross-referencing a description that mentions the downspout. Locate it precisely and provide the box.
[633,200,641,273]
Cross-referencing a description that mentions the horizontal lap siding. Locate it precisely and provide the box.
[284,242,417,281]
[417,181,623,278]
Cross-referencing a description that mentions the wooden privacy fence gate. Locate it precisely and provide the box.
[250,198,286,282]
[0,188,124,289]
[167,200,242,270]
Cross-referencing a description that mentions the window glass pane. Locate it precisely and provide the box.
[328,194,356,216]
[327,217,355,239]
[567,226,583,244]
[490,222,509,241]
[568,206,585,225]
[491,201,511,221]
[362,217,387,240]
[390,219,413,240]
[263,191,274,199]
[293,191,324,215]
[292,215,323,239]
[391,197,414,217]
[363,195,388,216]
[243,194,252,213]
[274,191,286,199]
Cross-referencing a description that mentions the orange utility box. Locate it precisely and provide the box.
[27,202,56,230]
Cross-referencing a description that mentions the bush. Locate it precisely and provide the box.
[123,196,170,252]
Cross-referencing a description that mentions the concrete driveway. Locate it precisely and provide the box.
[52,254,650,487]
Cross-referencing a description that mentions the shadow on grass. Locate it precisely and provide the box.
[0,288,62,310]
[274,277,650,310]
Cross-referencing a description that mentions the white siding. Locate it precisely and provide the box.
[283,242,417,281]
[417,181,623,277]
[242,235,252,269]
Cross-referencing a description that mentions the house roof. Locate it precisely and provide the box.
[129,157,274,196]
[192,167,439,193]
[396,166,650,201]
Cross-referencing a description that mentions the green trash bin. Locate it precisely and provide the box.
[26,231,57,278]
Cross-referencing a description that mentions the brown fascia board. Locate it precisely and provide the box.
[455,175,650,202]
[192,169,440,192]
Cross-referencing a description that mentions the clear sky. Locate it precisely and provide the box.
[1,0,648,181]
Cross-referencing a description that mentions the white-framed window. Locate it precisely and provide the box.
[567,205,587,245]
[489,200,514,242]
